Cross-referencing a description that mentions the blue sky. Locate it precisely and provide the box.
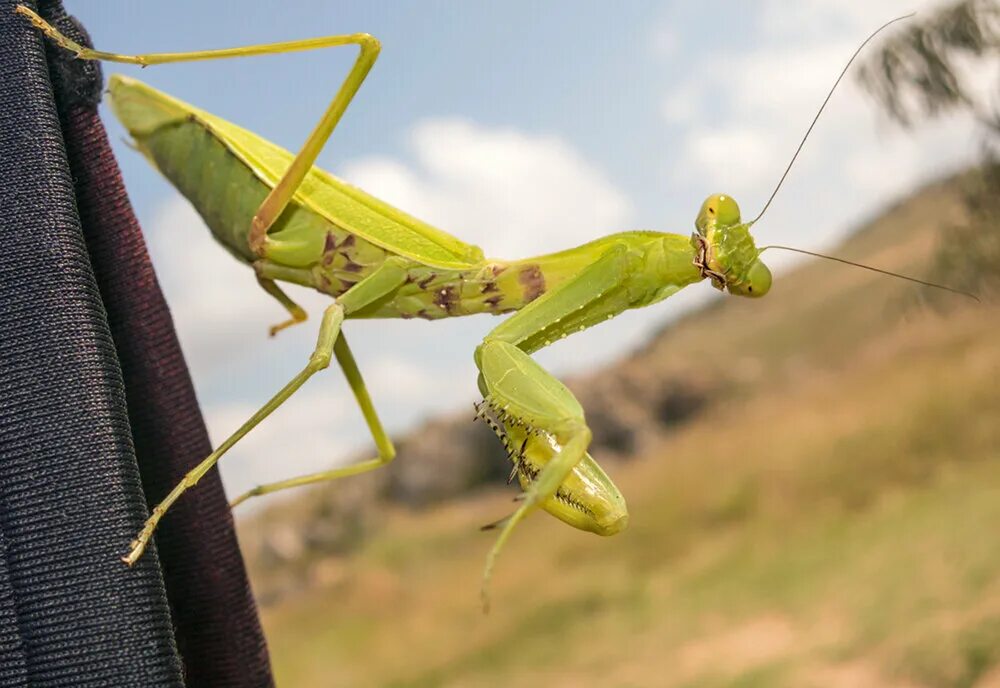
[69,1,992,505]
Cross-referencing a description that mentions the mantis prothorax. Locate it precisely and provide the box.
[18,6,976,610]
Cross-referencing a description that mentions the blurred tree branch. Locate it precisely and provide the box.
[858,0,1000,301]
[857,0,999,134]
[930,162,1000,300]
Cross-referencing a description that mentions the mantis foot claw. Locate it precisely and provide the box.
[121,532,151,567]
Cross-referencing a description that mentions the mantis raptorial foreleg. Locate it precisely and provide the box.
[15,5,380,250]
[475,244,631,609]
[122,258,409,565]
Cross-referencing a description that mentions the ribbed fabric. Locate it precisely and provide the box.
[0,0,182,684]
[0,1,273,685]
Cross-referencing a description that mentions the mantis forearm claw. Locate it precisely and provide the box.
[474,338,627,606]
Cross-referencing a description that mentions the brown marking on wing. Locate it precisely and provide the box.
[518,264,546,303]
[417,273,437,290]
[322,232,338,267]
[491,264,507,277]
[484,295,503,309]
[342,261,364,273]
[480,281,499,294]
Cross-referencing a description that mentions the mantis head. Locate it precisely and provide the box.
[683,16,951,303]
[695,194,772,298]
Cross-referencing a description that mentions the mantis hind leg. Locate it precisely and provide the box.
[121,258,408,566]
[16,5,381,255]
[121,300,346,566]
[229,334,395,506]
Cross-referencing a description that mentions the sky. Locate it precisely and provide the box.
[69,0,994,508]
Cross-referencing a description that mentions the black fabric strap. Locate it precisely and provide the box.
[0,527,27,683]
[34,1,275,684]
[1,2,275,683]
[0,0,182,684]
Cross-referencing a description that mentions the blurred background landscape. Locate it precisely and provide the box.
[236,2,998,685]
[242,167,1000,687]
[76,0,999,685]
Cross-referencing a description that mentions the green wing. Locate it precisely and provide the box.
[109,75,484,269]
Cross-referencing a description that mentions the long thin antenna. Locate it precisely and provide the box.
[749,14,915,225]
[760,244,980,301]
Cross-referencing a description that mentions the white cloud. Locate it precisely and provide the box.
[677,125,778,194]
[337,118,633,259]
[660,81,703,125]
[758,0,922,40]
[727,42,861,118]
[649,23,680,58]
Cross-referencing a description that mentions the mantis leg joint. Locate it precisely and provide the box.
[308,350,333,371]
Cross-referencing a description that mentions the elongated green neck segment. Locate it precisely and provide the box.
[468,232,703,356]
[646,233,706,302]
[504,231,703,306]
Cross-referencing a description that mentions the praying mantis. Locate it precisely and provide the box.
[18,6,974,611]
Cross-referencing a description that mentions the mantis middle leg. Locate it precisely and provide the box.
[256,276,308,336]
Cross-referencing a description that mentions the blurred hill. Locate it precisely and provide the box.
[236,170,999,687]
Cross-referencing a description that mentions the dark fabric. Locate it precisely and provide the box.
[36,2,275,686]
[0,527,27,683]
[0,0,273,685]
[0,0,182,684]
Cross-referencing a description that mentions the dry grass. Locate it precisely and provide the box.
[243,175,1000,687]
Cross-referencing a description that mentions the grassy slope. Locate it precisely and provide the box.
[249,176,1000,687]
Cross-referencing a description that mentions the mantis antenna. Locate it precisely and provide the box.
[759,245,981,301]
[749,14,979,303]
[749,13,915,226]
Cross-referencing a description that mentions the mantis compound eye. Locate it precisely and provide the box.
[713,195,741,226]
[730,259,772,298]
[695,193,742,233]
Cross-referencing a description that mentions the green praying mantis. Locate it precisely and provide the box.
[18,7,976,611]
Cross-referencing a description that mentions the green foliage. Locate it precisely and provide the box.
[857,0,1000,130]
[931,162,1000,301]
[858,2,1000,306]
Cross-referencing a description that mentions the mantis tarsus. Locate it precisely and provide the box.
[18,6,976,611]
